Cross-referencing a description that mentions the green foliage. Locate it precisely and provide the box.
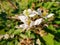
[0,0,60,45]
[43,33,54,45]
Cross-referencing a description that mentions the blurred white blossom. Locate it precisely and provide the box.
[37,8,42,15]
[19,24,29,29]
[46,13,54,18]
[0,35,3,40]
[19,18,43,30]
[17,8,54,30]
[3,34,9,39]
[18,15,28,24]
[34,18,43,25]
[36,39,41,45]
[10,34,14,38]
[23,9,38,17]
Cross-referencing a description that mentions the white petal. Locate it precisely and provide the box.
[19,24,28,29]
[28,9,38,15]
[28,9,38,17]
[23,10,26,15]
[46,13,54,18]
[30,21,34,27]
[28,9,32,14]
[37,8,42,15]
[33,11,38,15]
[23,9,31,16]
[4,34,9,39]
[10,34,14,38]
[36,39,41,45]
[18,15,28,24]
[34,18,43,25]
[0,35,3,40]
[29,14,36,17]
[19,24,24,28]
[24,24,29,29]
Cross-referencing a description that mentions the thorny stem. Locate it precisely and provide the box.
[7,0,18,9]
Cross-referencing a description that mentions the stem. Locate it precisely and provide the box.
[7,0,18,9]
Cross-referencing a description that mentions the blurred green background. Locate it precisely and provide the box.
[0,0,60,45]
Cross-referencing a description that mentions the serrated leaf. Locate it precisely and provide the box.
[43,33,54,45]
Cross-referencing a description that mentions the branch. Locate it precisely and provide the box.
[7,0,18,9]
[6,15,20,21]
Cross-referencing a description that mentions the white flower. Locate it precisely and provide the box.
[3,34,9,39]
[23,10,27,15]
[10,34,14,38]
[23,9,30,17]
[34,18,43,25]
[23,9,31,15]
[46,13,54,18]
[0,35,3,40]
[19,21,34,30]
[36,39,41,45]
[28,9,32,14]
[19,18,43,29]
[23,9,38,17]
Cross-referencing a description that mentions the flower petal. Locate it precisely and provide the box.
[37,8,42,15]
[34,18,43,25]
[18,15,28,24]
[19,24,28,29]
[29,14,36,17]
[30,21,34,27]
[46,13,54,18]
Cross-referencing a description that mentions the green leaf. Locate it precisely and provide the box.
[48,24,56,31]
[7,41,14,45]
[30,33,35,38]
[0,29,6,34]
[20,34,28,38]
[54,21,60,24]
[54,40,60,45]
[44,2,54,9]
[8,29,14,34]
[43,33,54,45]
[25,30,31,38]
[15,40,18,45]
[13,29,22,35]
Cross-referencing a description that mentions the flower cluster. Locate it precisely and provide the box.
[17,8,54,31]
[0,34,14,40]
